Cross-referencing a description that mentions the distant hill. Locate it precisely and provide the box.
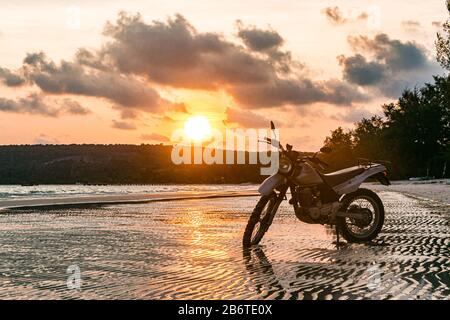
[0,144,267,184]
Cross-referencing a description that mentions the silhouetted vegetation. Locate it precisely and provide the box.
[322,74,450,179]
[436,0,450,70]
[0,145,268,184]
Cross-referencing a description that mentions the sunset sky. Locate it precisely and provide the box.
[0,0,447,150]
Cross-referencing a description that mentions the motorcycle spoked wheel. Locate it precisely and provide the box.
[243,193,278,247]
[337,188,385,242]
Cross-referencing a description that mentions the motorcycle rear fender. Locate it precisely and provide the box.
[333,164,388,195]
[258,173,287,196]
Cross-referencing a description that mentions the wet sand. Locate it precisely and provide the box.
[367,182,450,204]
[0,190,448,299]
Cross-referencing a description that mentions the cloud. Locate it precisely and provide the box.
[237,23,283,52]
[322,6,347,24]
[140,133,170,142]
[338,54,385,85]
[0,12,370,121]
[230,78,367,108]
[225,107,271,128]
[23,52,167,111]
[0,50,181,120]
[112,120,136,130]
[322,6,368,25]
[347,34,429,70]
[236,22,294,73]
[34,134,59,145]
[432,21,443,28]
[338,33,442,97]
[89,12,366,108]
[0,67,26,87]
[0,93,59,116]
[331,107,375,123]
[0,93,90,117]
[60,99,91,115]
[99,13,268,89]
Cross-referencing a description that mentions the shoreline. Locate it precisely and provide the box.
[1,181,448,210]
[0,190,259,210]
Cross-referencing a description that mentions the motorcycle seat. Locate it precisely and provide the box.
[322,166,365,187]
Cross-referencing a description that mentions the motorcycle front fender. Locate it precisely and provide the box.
[258,173,287,196]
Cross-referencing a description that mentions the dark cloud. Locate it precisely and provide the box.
[23,52,165,110]
[338,54,386,85]
[74,48,110,71]
[0,93,90,117]
[112,120,136,130]
[60,99,91,115]
[99,13,276,90]
[0,67,26,87]
[0,93,59,116]
[230,78,367,108]
[0,50,179,119]
[237,23,283,52]
[1,12,369,120]
[339,33,442,97]
[236,22,293,73]
[94,12,366,108]
[225,107,271,128]
[347,34,428,70]
[322,6,368,25]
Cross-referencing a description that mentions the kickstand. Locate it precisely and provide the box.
[333,224,345,247]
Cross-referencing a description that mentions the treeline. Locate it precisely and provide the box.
[321,75,450,179]
[0,144,266,184]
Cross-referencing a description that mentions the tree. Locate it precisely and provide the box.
[326,75,450,179]
[381,87,444,177]
[324,127,353,149]
[436,0,450,70]
[322,127,355,171]
[353,116,385,160]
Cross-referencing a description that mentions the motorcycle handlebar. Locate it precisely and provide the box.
[259,137,284,151]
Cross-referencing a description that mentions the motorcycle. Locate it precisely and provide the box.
[243,121,391,247]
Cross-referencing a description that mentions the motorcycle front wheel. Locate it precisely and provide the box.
[243,193,278,247]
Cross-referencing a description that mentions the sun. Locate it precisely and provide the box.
[184,115,212,142]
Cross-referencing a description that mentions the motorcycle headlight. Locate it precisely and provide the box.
[278,156,293,174]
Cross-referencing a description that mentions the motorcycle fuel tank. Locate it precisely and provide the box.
[294,162,323,185]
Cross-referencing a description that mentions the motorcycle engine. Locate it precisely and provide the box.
[294,187,340,223]
[297,187,318,207]
[295,187,322,221]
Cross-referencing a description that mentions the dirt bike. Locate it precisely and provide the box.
[243,121,390,247]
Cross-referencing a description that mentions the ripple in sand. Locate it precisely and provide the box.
[0,192,448,299]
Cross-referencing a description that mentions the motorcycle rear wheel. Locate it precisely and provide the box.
[338,188,385,242]
[243,193,278,247]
